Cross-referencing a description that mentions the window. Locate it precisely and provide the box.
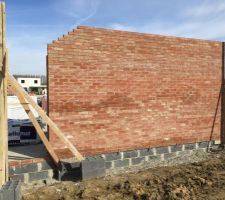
[34,80,38,84]
[21,80,25,83]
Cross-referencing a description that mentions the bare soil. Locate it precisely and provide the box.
[22,151,225,200]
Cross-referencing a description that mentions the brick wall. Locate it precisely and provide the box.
[47,26,222,156]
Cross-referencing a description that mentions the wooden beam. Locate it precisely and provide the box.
[0,2,6,187]
[15,89,60,164]
[7,72,84,161]
[4,49,8,181]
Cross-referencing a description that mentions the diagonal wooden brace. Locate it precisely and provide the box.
[16,92,60,164]
[7,71,84,161]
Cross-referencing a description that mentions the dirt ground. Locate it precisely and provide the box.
[22,150,225,200]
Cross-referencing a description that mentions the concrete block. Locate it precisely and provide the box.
[104,152,122,161]
[184,143,196,150]
[82,168,106,180]
[13,163,38,174]
[14,181,21,200]
[114,159,129,168]
[0,180,21,200]
[131,157,145,165]
[164,153,176,160]
[155,147,169,154]
[29,171,49,182]
[82,156,105,171]
[0,190,3,200]
[214,140,220,145]
[148,155,161,161]
[170,145,183,152]
[10,174,24,182]
[81,156,105,180]
[123,150,138,159]
[105,162,112,169]
[139,148,154,157]
[41,161,55,171]
[1,182,14,200]
[198,141,209,149]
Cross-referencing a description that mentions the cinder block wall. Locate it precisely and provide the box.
[47,26,222,156]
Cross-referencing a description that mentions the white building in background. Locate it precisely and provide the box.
[13,74,47,94]
[17,76,41,88]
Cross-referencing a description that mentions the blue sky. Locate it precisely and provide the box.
[6,0,225,75]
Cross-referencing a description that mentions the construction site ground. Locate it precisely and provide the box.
[21,150,225,200]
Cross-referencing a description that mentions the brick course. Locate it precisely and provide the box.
[47,26,222,156]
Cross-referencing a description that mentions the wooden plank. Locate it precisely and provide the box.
[4,49,8,181]
[2,2,7,184]
[7,72,84,161]
[15,89,60,164]
[0,2,6,187]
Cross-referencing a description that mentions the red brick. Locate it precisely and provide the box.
[47,26,222,156]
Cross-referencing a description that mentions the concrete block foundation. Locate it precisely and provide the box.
[9,141,215,183]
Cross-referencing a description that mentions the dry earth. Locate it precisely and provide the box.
[22,150,225,200]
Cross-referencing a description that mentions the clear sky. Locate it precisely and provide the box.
[6,0,225,75]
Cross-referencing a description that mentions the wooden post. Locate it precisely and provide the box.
[0,2,7,187]
[4,49,8,181]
